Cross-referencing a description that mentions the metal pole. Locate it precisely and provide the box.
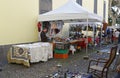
[93,24,95,51]
[86,18,88,55]
[83,18,89,59]
[100,24,103,50]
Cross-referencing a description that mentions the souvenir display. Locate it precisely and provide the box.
[55,42,69,50]
[45,70,93,78]
[69,24,82,39]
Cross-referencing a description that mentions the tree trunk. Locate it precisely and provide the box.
[108,0,113,25]
[112,16,116,25]
[108,0,120,26]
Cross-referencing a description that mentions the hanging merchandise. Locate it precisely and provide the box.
[50,21,64,38]
[56,20,64,30]
[37,22,41,32]
[50,22,57,38]
[43,22,50,29]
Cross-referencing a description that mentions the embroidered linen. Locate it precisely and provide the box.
[8,42,53,67]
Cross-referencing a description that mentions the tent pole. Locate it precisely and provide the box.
[83,18,89,59]
[93,24,95,51]
[100,24,103,50]
[86,18,88,55]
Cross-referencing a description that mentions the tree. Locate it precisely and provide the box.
[108,0,120,25]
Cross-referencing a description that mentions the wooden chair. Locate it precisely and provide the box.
[87,45,118,78]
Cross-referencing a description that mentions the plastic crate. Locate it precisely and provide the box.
[54,53,68,59]
[55,42,69,49]
[54,49,68,54]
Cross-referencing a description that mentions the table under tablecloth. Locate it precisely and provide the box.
[7,42,53,67]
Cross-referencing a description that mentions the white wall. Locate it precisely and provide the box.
[52,0,68,10]
[0,0,39,45]
[97,0,104,21]
[82,0,94,13]
[105,0,109,23]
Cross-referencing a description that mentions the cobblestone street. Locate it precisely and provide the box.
[0,44,118,78]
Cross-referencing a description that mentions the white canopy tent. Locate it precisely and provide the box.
[38,0,103,58]
[38,0,103,22]
[70,22,102,26]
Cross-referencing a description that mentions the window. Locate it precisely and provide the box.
[39,0,52,14]
[94,0,97,13]
[76,0,82,6]
[103,1,106,19]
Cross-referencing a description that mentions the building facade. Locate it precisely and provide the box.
[0,0,39,45]
[0,0,108,45]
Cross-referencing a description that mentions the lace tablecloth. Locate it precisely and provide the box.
[7,42,53,67]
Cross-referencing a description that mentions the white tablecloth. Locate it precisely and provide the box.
[7,42,53,67]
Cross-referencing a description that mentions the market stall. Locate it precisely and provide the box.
[7,42,53,67]
[69,22,103,49]
[38,0,103,58]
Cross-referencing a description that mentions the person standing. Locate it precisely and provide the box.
[40,28,48,42]
[118,30,120,44]
[111,29,114,43]
[106,28,111,43]
[115,29,120,44]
